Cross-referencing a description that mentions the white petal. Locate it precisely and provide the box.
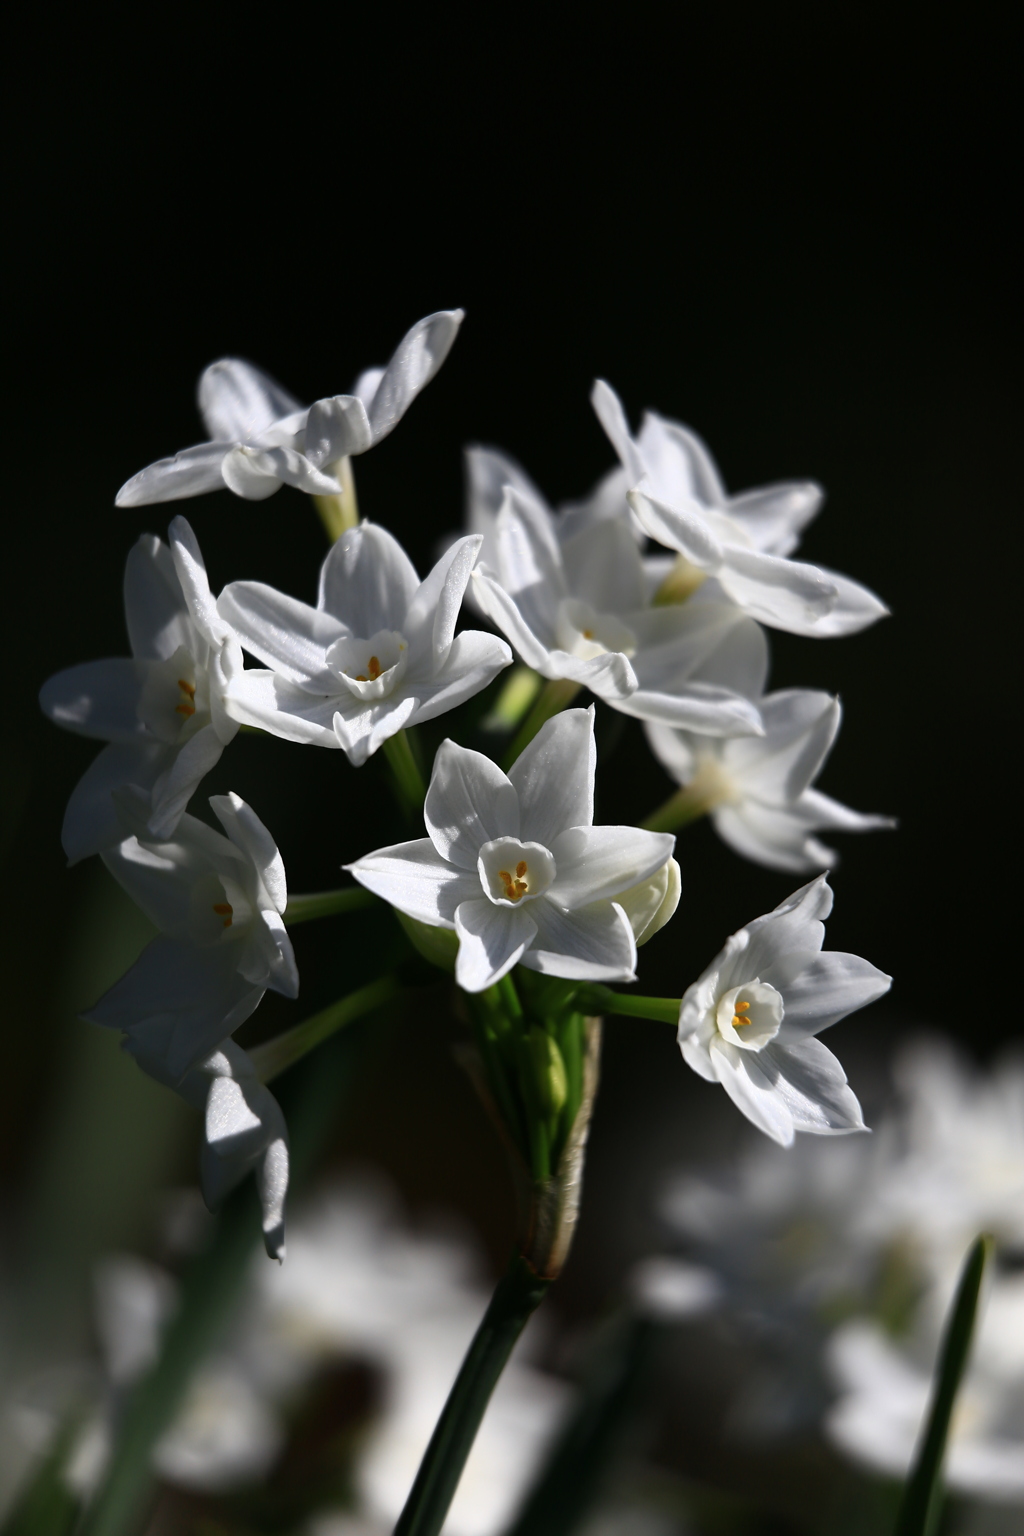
[712,802,826,872]
[61,742,172,864]
[84,937,264,1080]
[590,380,647,485]
[257,1138,289,1260]
[627,489,723,568]
[509,706,596,846]
[719,875,833,990]
[614,682,763,734]
[465,444,547,543]
[364,310,464,443]
[767,951,892,1034]
[708,1039,795,1145]
[797,787,896,835]
[116,443,231,508]
[557,465,633,542]
[806,568,889,636]
[346,840,478,927]
[197,358,303,443]
[762,1036,867,1133]
[403,535,482,669]
[317,522,419,635]
[638,413,727,506]
[726,481,823,556]
[716,546,839,633]
[493,487,566,635]
[222,445,342,498]
[335,692,418,765]
[559,518,646,613]
[124,535,194,661]
[470,568,560,669]
[251,909,299,999]
[223,671,341,746]
[723,689,839,800]
[167,516,227,650]
[454,898,536,991]
[424,740,519,869]
[40,660,146,743]
[218,581,345,686]
[404,631,512,724]
[548,825,674,909]
[210,792,286,912]
[521,899,636,981]
[303,394,373,465]
[148,725,226,838]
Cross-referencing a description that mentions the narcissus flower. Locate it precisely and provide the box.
[677,875,890,1145]
[347,708,676,992]
[39,516,242,861]
[86,790,298,1080]
[115,310,463,507]
[219,523,510,765]
[471,487,766,734]
[592,380,888,637]
[646,689,894,870]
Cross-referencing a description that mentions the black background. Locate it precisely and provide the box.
[2,4,1019,1374]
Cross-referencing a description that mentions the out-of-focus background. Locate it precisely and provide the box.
[2,9,1020,1534]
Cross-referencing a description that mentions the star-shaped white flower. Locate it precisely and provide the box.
[678,875,890,1145]
[126,1036,290,1262]
[115,311,463,507]
[346,707,676,992]
[470,486,767,734]
[39,516,242,862]
[592,380,888,637]
[218,523,511,765]
[85,789,298,1081]
[646,689,894,870]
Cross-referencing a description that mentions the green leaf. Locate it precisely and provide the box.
[893,1233,993,1536]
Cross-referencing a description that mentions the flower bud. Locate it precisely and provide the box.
[396,912,458,973]
[617,857,681,946]
[527,1026,568,1118]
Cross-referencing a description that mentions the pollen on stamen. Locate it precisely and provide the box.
[515,861,528,878]
[732,999,752,1027]
[212,901,233,929]
[368,655,382,680]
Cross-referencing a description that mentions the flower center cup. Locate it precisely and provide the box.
[137,644,207,743]
[715,980,784,1050]
[187,871,252,946]
[478,838,556,906]
[555,598,638,661]
[327,629,409,701]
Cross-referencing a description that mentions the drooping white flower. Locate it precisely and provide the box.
[347,707,676,991]
[677,875,890,1145]
[115,311,463,506]
[218,523,511,765]
[39,516,242,862]
[592,380,888,637]
[645,689,894,871]
[471,486,767,735]
[85,789,298,1082]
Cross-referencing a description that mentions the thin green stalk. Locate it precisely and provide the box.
[393,1252,551,1536]
[312,455,359,541]
[641,784,714,834]
[496,971,524,1021]
[283,887,378,925]
[581,986,680,1025]
[479,665,543,733]
[502,678,581,769]
[249,976,404,1083]
[382,728,427,818]
[894,1233,993,1536]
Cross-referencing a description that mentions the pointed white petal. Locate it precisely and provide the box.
[403,535,482,668]
[124,535,194,661]
[712,802,826,872]
[252,909,299,1000]
[763,1036,867,1132]
[590,380,647,484]
[708,1039,795,1145]
[223,671,341,746]
[470,568,559,670]
[559,517,646,613]
[643,720,699,785]
[627,489,723,568]
[335,692,418,764]
[40,660,146,743]
[219,446,286,499]
[405,631,512,724]
[726,481,824,556]
[615,682,763,734]
[218,581,345,686]
[424,740,519,869]
[147,725,226,838]
[198,358,303,442]
[209,792,287,912]
[454,898,536,991]
[796,787,896,834]
[521,899,636,981]
[303,394,373,466]
[638,413,727,506]
[509,707,596,846]
[493,487,566,634]
[317,522,419,635]
[364,310,464,443]
[806,568,889,636]
[548,825,674,909]
[723,689,839,800]
[346,840,478,927]
[716,546,839,633]
[167,516,227,650]
[767,950,891,1034]
[116,443,230,508]
[716,875,833,991]
[61,742,172,864]
[465,445,547,543]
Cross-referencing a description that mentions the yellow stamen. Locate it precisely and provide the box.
[368,655,382,680]
[515,861,527,878]
[582,628,594,639]
[212,901,233,929]
[175,677,197,717]
[735,1000,750,1012]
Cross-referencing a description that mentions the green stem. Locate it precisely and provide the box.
[502,679,581,769]
[480,665,543,733]
[641,783,715,834]
[383,728,427,818]
[249,977,404,1083]
[894,1233,993,1536]
[283,887,378,925]
[393,1252,551,1536]
[311,455,359,541]
[581,986,680,1025]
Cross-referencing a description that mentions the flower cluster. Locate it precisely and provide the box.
[41,308,893,1275]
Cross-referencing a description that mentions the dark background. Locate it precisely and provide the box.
[2,5,1019,1484]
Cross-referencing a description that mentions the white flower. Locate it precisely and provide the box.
[827,1303,1024,1502]
[645,689,894,870]
[678,875,890,1145]
[347,707,675,991]
[219,523,511,765]
[85,789,298,1082]
[592,380,888,637]
[471,486,767,734]
[115,311,463,506]
[39,516,242,862]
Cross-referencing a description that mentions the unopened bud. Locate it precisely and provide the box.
[528,1026,568,1117]
[396,912,458,973]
